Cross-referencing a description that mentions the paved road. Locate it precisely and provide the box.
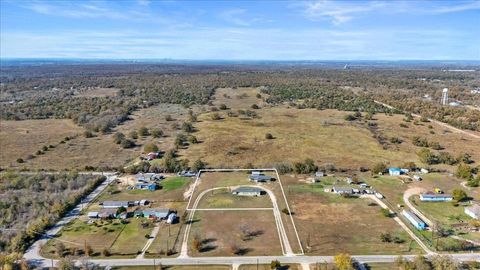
[23,173,117,262]
[28,253,480,268]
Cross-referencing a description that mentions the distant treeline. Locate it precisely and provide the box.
[1,65,479,131]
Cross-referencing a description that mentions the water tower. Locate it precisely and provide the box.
[441,88,448,105]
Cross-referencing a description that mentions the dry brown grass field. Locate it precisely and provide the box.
[280,174,423,255]
[0,119,83,168]
[179,107,415,169]
[3,87,479,172]
[188,210,283,257]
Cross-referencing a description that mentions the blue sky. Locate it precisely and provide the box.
[1,0,479,60]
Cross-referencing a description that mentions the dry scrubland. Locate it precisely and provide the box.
[3,87,479,171]
[0,104,193,170]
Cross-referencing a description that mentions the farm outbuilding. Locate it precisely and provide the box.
[232,187,263,196]
[402,210,426,230]
[465,204,480,219]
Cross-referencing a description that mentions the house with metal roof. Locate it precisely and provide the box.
[402,210,426,230]
[332,186,353,194]
[249,174,274,182]
[102,201,133,208]
[465,204,480,219]
[98,208,118,219]
[135,182,158,190]
[143,209,170,220]
[419,193,453,202]
[232,187,264,196]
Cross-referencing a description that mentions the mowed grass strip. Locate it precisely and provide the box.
[197,190,272,209]
[110,219,153,255]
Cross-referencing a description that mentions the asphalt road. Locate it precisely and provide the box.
[28,253,480,268]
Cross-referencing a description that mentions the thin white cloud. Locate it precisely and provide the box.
[2,28,477,60]
[302,1,386,25]
[137,0,151,7]
[219,8,266,26]
[431,1,480,13]
[301,0,480,25]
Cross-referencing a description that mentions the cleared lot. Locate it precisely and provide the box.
[281,174,423,255]
[187,210,283,257]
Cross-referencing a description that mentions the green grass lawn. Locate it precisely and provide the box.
[42,218,155,258]
[162,176,190,191]
[109,219,154,255]
[410,196,472,225]
[197,189,272,208]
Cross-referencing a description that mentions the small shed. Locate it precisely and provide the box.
[315,171,325,178]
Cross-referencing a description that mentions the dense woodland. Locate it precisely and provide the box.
[0,172,105,253]
[1,63,479,131]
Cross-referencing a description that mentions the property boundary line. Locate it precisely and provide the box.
[274,169,304,255]
[194,208,274,211]
[183,168,304,256]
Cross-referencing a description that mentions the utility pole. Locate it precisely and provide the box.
[84,240,88,257]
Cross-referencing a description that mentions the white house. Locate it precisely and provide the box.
[465,204,480,219]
